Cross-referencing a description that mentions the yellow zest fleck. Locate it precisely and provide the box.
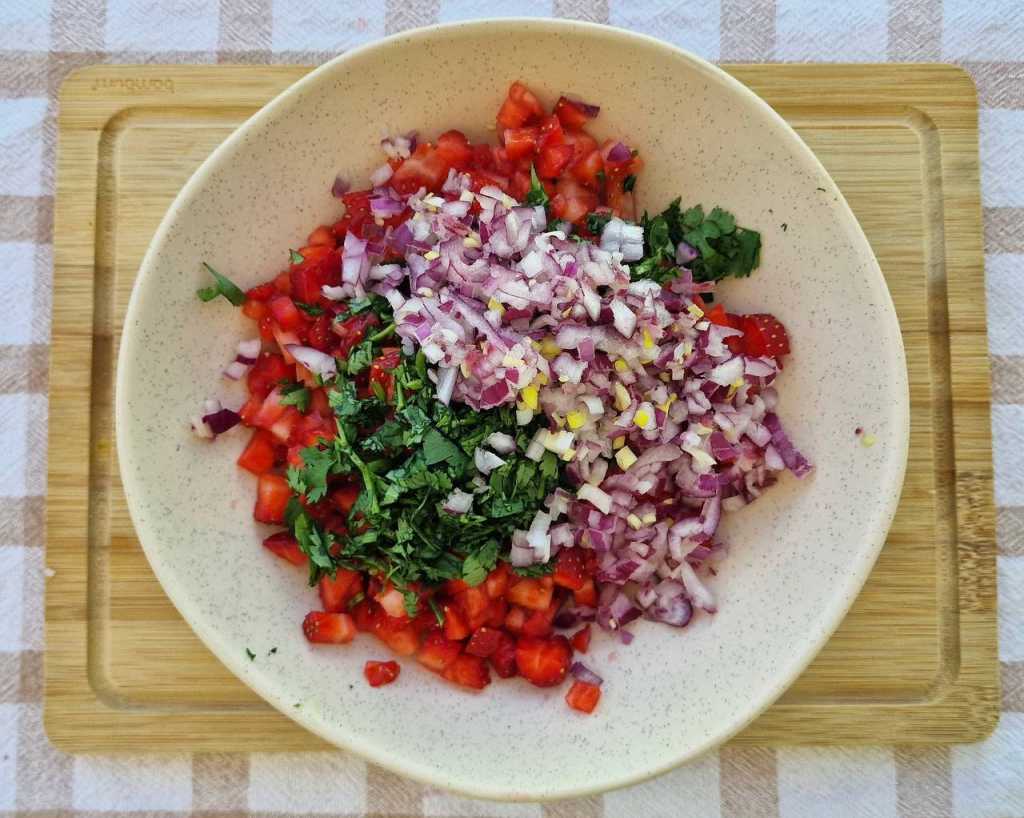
[535,371,549,386]
[539,337,561,359]
[566,410,587,430]
[615,446,637,470]
[641,512,657,526]
[487,297,504,314]
[561,447,577,462]
[424,250,440,261]
[861,434,877,448]
[520,384,539,410]
[658,394,676,414]
[374,217,385,227]
[692,423,712,436]
[659,372,671,382]
[464,235,482,249]
[687,304,704,319]
[553,414,565,428]
[642,328,654,349]
[634,409,651,428]
[613,435,626,450]
[683,341,694,358]
[626,513,643,530]
[460,362,471,378]
[459,189,475,202]
[614,358,630,373]
[614,383,631,411]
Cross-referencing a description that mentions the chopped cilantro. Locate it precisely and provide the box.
[630,198,761,285]
[524,165,550,208]
[196,263,246,306]
[586,212,612,235]
[622,173,637,192]
[279,381,311,413]
[245,648,256,661]
[295,301,324,316]
[289,249,304,265]
[596,169,606,186]
[345,339,375,376]
[462,539,499,586]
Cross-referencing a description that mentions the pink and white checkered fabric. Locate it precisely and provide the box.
[1,0,1022,815]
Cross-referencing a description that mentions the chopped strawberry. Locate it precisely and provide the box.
[237,429,277,475]
[262,531,306,566]
[302,611,356,644]
[490,632,518,678]
[515,635,572,688]
[741,314,790,358]
[553,547,586,591]
[442,653,491,690]
[565,680,601,714]
[318,569,362,613]
[571,625,592,654]
[443,604,470,641]
[465,627,503,658]
[507,576,554,611]
[253,473,291,524]
[416,631,462,673]
[364,660,400,687]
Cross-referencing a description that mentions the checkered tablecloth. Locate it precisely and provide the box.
[1,0,1022,815]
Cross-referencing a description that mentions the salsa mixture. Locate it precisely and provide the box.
[193,82,811,714]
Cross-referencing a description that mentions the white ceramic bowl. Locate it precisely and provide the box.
[117,19,908,801]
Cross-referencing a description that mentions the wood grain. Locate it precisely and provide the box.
[45,63,997,751]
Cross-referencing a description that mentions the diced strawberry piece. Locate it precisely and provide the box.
[537,114,565,149]
[521,599,559,638]
[484,597,508,629]
[247,353,292,400]
[382,626,419,657]
[375,585,408,619]
[318,569,362,613]
[242,297,268,321]
[237,429,277,475]
[484,563,510,599]
[490,632,518,678]
[364,660,400,687]
[515,635,572,688]
[553,96,596,130]
[570,149,605,189]
[460,586,491,630]
[504,605,527,635]
[302,611,356,644]
[465,626,503,658]
[442,653,491,690]
[252,387,286,428]
[352,599,377,632]
[435,130,473,170]
[443,604,470,641]
[571,625,592,654]
[507,576,554,611]
[742,314,790,358]
[262,531,305,566]
[553,547,586,591]
[254,473,291,524]
[416,631,462,673]
[536,143,575,179]
[268,295,305,332]
[502,126,540,160]
[269,406,301,443]
[246,281,277,302]
[565,680,601,714]
[573,578,598,607]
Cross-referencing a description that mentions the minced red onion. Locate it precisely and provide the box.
[285,345,337,378]
[570,661,604,686]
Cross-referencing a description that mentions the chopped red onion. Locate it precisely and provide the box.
[202,407,241,435]
[443,488,474,514]
[606,142,631,163]
[570,661,604,686]
[331,174,350,198]
[285,344,337,378]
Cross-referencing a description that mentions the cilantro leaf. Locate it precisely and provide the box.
[622,173,637,192]
[586,212,612,235]
[196,262,246,306]
[461,539,499,586]
[524,165,550,208]
[289,249,305,265]
[279,381,311,413]
[345,339,375,376]
[295,301,324,316]
[422,428,464,466]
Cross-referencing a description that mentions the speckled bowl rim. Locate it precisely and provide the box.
[116,19,908,801]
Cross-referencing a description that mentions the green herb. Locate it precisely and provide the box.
[289,249,305,265]
[428,597,445,626]
[279,381,311,413]
[512,562,555,578]
[630,199,761,285]
[268,647,277,655]
[245,648,256,661]
[596,169,606,186]
[196,262,246,306]
[586,212,612,235]
[622,173,637,192]
[524,165,550,209]
[279,318,567,589]
[346,294,390,315]
[295,301,324,316]
[345,339,375,376]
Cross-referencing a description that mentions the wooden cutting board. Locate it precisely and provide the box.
[46,63,998,752]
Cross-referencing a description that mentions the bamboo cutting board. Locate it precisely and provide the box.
[46,64,998,751]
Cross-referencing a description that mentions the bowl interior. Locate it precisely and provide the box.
[117,20,908,800]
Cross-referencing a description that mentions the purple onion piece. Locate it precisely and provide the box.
[201,408,241,435]
[606,142,631,163]
[331,174,350,198]
[570,661,604,686]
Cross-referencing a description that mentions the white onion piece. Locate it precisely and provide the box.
[474,447,506,474]
[577,483,612,514]
[526,510,552,562]
[285,345,337,378]
[369,163,393,187]
[190,416,213,439]
[322,284,347,301]
[709,356,745,386]
[610,298,637,338]
[485,431,516,454]
[442,488,474,514]
[223,361,249,380]
[435,365,458,405]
